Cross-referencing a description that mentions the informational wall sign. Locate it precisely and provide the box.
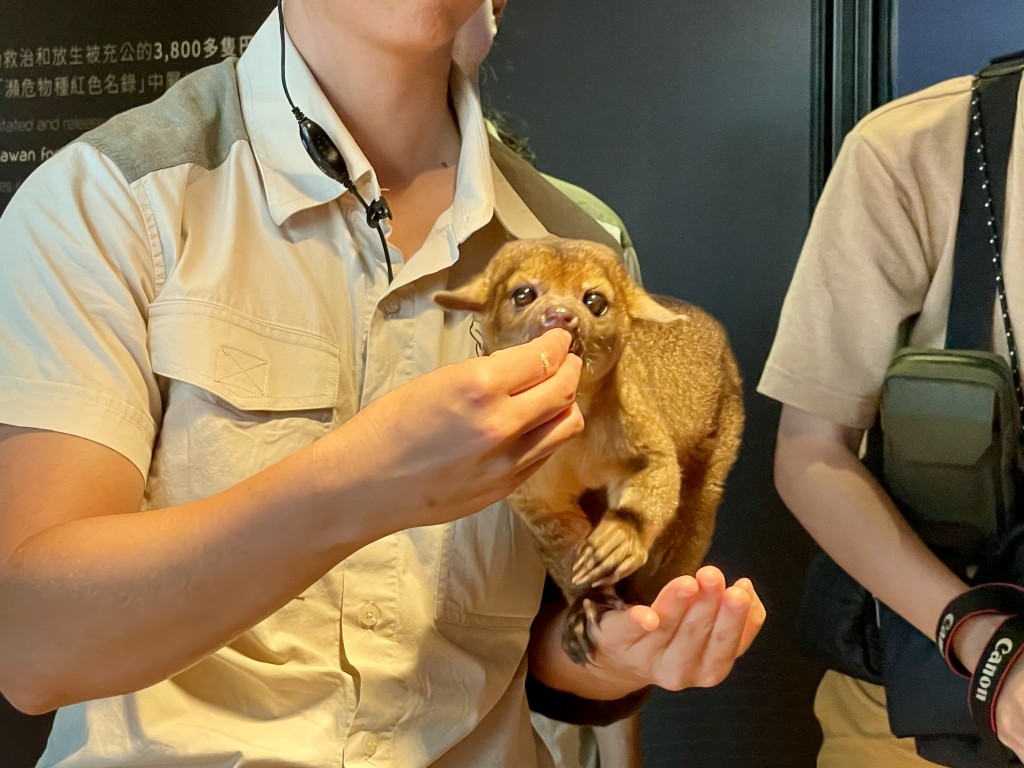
[0,1,275,213]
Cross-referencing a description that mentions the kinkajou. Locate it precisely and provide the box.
[435,237,744,662]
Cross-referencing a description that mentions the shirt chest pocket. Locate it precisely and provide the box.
[148,301,348,501]
[434,501,547,630]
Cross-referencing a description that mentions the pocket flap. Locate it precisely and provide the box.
[150,301,339,411]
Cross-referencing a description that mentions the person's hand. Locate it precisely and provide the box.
[317,328,584,531]
[584,566,765,691]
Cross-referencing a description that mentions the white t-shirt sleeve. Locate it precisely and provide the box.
[0,142,162,477]
[758,129,935,429]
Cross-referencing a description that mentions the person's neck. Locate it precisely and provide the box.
[285,5,462,190]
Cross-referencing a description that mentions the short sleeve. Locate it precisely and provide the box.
[0,142,161,477]
[757,130,935,429]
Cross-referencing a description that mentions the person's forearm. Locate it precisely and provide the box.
[775,427,967,639]
[0,441,387,714]
[0,332,586,714]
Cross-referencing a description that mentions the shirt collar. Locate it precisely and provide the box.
[448,65,495,243]
[237,7,547,251]
[237,6,376,226]
[387,73,552,288]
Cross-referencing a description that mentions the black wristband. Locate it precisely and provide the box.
[936,583,1024,677]
[525,672,651,727]
[969,614,1024,755]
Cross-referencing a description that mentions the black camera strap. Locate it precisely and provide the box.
[939,53,1024,762]
[948,53,1024,422]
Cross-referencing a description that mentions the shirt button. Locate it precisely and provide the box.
[359,602,380,629]
[382,296,401,316]
[363,733,379,756]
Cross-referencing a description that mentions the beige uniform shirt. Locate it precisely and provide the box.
[759,76,1024,426]
[0,9,565,768]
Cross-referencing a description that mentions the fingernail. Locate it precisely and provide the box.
[697,567,723,586]
[677,575,699,598]
[724,587,751,609]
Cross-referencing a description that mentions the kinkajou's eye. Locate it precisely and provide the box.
[583,291,608,316]
[511,285,537,307]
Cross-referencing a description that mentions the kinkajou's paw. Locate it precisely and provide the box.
[572,514,648,587]
[561,589,626,665]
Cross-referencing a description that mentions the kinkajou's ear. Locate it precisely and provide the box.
[629,288,687,324]
[433,277,489,313]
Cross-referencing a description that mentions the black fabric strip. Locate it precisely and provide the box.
[977,63,1021,248]
[524,672,651,727]
[946,64,1022,351]
[487,135,624,257]
[948,79,999,349]
[936,584,1024,675]
[969,615,1024,760]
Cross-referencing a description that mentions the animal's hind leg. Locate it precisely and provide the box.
[562,586,628,664]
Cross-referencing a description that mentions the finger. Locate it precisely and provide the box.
[467,406,580,505]
[655,567,725,634]
[691,585,751,686]
[510,454,551,488]
[596,556,644,587]
[489,328,573,395]
[579,559,631,588]
[572,553,602,586]
[734,578,766,656]
[508,353,583,434]
[649,574,701,629]
[652,567,726,672]
[573,540,620,584]
[573,524,631,573]
[592,602,661,651]
[511,403,584,471]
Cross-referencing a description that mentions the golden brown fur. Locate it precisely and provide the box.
[435,237,744,662]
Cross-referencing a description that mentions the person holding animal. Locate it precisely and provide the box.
[0,1,764,766]
[760,70,1024,764]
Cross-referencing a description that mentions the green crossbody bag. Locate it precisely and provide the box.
[880,348,1021,561]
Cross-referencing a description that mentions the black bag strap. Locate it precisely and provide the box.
[487,134,624,257]
[867,58,1024,470]
[939,54,1024,763]
[946,54,1024,353]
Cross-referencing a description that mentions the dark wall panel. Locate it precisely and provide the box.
[896,0,1024,96]
[486,3,819,766]
[0,3,273,212]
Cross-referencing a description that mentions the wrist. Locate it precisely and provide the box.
[300,432,395,551]
[952,613,1013,673]
[937,583,1024,676]
[575,662,649,701]
[936,585,1024,747]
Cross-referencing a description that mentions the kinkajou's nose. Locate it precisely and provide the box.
[541,307,580,332]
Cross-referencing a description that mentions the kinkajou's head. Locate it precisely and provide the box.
[434,237,680,384]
